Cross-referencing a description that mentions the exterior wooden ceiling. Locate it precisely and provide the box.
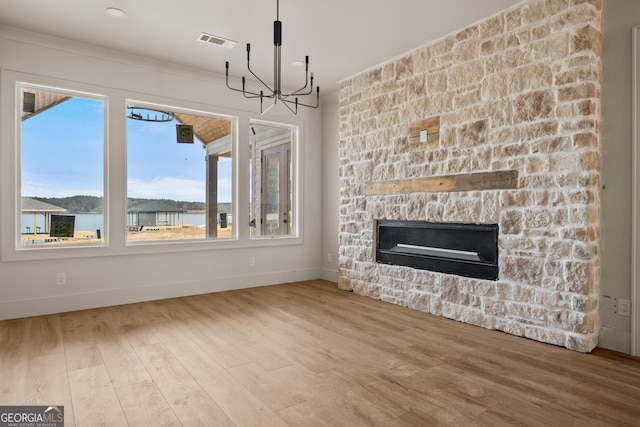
[172,113,231,144]
[20,90,71,121]
[20,91,233,145]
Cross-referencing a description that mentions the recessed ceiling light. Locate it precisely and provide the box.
[105,7,126,18]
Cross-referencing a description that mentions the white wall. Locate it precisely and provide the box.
[599,0,639,353]
[0,26,323,319]
[321,90,340,282]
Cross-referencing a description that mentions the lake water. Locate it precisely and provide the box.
[21,212,210,233]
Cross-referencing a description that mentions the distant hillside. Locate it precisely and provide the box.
[30,195,104,213]
[127,197,206,212]
[30,196,231,213]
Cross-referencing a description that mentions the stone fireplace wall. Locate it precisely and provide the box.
[338,0,603,352]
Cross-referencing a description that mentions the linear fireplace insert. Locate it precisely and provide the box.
[376,220,499,280]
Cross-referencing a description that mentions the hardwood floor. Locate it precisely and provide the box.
[1,279,639,426]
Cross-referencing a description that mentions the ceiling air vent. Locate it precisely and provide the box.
[197,32,236,49]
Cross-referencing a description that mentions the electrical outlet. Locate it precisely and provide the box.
[56,272,66,286]
[249,257,255,267]
[617,298,631,316]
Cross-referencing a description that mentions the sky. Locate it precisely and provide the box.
[21,96,232,203]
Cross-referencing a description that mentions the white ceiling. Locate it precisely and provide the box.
[0,0,522,94]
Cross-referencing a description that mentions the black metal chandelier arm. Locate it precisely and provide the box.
[226,66,279,103]
[245,44,278,94]
[282,75,313,98]
[282,57,314,97]
[282,83,313,98]
[278,98,298,115]
[247,67,276,95]
[225,80,264,100]
[225,79,259,97]
[281,88,320,109]
[242,91,263,99]
[225,63,263,97]
[285,99,319,109]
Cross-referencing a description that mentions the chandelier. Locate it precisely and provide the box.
[225,0,319,115]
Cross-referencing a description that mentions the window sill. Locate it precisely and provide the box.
[3,235,304,262]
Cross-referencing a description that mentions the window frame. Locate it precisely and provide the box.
[124,99,238,245]
[13,80,109,252]
[0,70,305,262]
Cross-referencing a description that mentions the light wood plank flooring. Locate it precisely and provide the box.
[1,280,639,426]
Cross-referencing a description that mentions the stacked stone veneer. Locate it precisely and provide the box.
[338,0,603,352]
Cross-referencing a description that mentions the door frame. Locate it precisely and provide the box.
[632,25,640,356]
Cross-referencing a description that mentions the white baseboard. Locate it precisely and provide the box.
[0,268,322,320]
[599,324,632,354]
[321,267,338,283]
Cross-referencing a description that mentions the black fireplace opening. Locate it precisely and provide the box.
[376,220,499,280]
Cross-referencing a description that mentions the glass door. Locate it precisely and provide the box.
[250,122,295,238]
[261,143,291,236]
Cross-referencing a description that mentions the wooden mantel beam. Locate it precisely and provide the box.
[365,170,519,196]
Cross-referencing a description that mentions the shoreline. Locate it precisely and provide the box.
[21,224,233,244]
